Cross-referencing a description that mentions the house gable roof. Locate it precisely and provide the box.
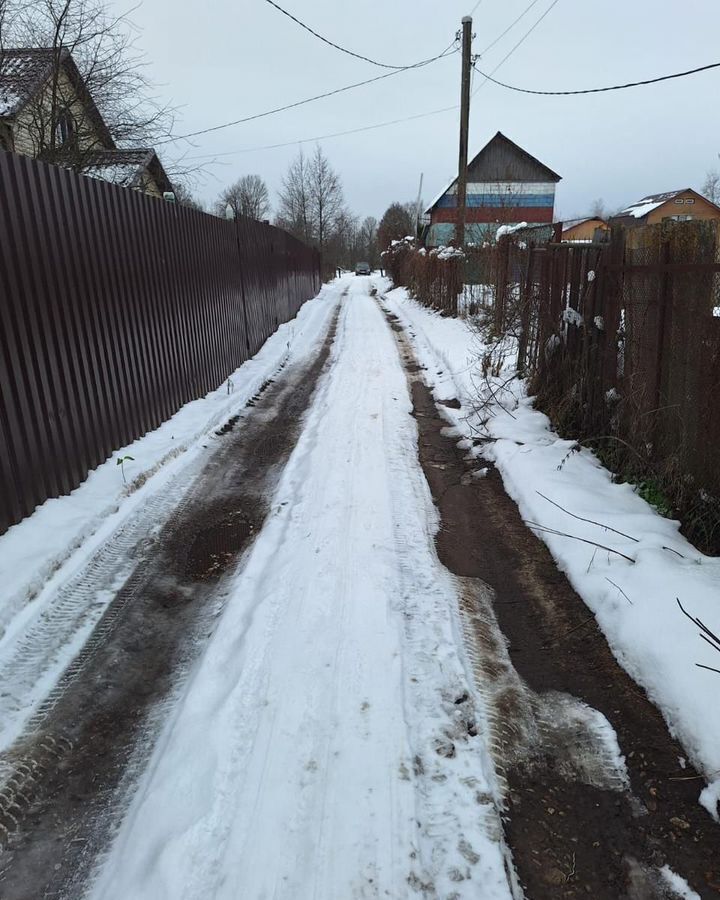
[613,188,720,221]
[467,131,562,184]
[0,47,115,149]
[85,148,173,193]
[562,216,606,231]
[425,131,561,213]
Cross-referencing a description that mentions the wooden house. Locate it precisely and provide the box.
[0,47,172,197]
[423,131,561,247]
[610,189,720,228]
[561,217,609,242]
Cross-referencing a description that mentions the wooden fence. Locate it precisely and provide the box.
[511,222,720,552]
[0,152,321,534]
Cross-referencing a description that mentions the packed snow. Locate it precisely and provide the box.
[495,222,528,240]
[379,280,720,821]
[87,277,516,900]
[0,285,338,751]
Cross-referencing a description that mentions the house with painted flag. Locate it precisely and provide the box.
[423,131,561,247]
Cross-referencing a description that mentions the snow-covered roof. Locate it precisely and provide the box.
[0,87,22,117]
[84,149,173,193]
[615,189,692,220]
[0,47,114,148]
[496,222,528,240]
[561,216,606,231]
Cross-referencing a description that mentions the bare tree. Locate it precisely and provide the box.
[5,0,174,169]
[307,144,344,255]
[377,202,414,252]
[172,180,205,211]
[276,148,313,243]
[590,198,607,219]
[358,215,378,267]
[702,168,720,205]
[218,174,270,221]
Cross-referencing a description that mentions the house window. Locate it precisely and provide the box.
[685,198,695,204]
[55,112,76,147]
[674,198,684,204]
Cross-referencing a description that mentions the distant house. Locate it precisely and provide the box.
[610,189,720,228]
[0,47,171,197]
[561,217,609,242]
[423,131,561,247]
[84,149,173,197]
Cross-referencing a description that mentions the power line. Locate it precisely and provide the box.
[264,0,410,70]
[473,0,562,94]
[186,103,461,161]
[478,0,543,56]
[472,59,720,95]
[158,46,456,145]
[181,3,553,162]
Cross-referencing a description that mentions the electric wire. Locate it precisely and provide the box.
[472,59,720,95]
[264,0,414,70]
[158,45,457,145]
[185,104,461,161]
[472,0,562,94]
[478,0,543,56]
[182,0,552,160]
[182,0,705,163]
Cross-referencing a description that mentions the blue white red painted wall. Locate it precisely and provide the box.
[424,132,561,247]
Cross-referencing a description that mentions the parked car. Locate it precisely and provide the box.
[355,261,371,275]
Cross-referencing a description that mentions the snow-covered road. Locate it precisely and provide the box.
[88,276,515,900]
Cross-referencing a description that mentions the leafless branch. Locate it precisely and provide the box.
[604,577,633,604]
[525,520,636,563]
[677,597,720,676]
[536,490,640,543]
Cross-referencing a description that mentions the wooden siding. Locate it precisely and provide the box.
[562,219,608,241]
[647,191,720,225]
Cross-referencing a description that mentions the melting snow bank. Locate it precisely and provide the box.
[0,283,338,638]
[87,280,517,900]
[659,866,702,899]
[379,281,720,822]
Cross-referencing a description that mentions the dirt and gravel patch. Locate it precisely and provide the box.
[0,309,339,900]
[382,304,720,900]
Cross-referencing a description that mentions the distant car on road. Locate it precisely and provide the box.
[355,262,371,276]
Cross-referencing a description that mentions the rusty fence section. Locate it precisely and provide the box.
[0,152,321,534]
[511,221,720,552]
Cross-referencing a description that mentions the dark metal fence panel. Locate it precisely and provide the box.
[0,152,321,534]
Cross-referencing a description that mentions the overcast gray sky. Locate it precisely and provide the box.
[124,0,720,221]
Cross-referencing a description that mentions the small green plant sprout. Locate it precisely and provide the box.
[116,455,135,485]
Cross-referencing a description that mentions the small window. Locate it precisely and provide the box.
[674,198,684,204]
[55,112,75,146]
[685,198,695,204]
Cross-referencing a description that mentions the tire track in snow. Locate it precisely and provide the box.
[86,279,517,900]
[379,292,714,899]
[0,298,342,899]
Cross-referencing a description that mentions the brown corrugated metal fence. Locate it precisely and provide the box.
[0,152,321,534]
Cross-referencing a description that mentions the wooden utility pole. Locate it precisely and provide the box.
[455,16,473,247]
